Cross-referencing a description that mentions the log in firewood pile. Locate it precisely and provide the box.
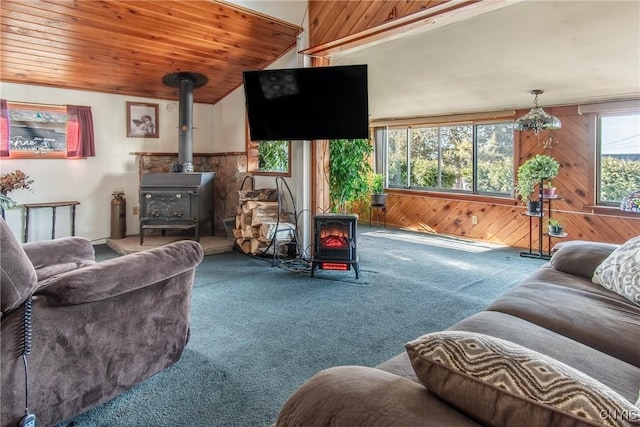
[233,188,296,255]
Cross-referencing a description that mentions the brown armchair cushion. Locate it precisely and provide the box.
[39,240,204,305]
[0,217,37,314]
[23,236,96,281]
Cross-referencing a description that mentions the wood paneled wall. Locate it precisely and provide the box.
[372,107,640,249]
[309,1,640,248]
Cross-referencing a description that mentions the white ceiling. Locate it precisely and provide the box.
[330,0,640,120]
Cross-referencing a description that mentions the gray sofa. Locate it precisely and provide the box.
[1,217,204,427]
[275,240,640,426]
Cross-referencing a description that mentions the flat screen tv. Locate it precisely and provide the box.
[243,65,368,141]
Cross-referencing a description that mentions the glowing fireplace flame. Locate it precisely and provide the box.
[320,226,349,248]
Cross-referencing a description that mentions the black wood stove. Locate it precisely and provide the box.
[138,71,215,245]
[139,172,215,244]
[311,214,359,278]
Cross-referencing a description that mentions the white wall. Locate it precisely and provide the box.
[0,83,214,242]
[1,0,312,246]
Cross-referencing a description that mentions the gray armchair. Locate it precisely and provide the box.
[1,217,204,427]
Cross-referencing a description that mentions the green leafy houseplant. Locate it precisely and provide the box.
[370,173,384,194]
[547,217,564,235]
[520,154,560,182]
[329,138,373,213]
[516,154,560,212]
[369,173,387,206]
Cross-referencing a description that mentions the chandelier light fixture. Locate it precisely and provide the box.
[514,89,562,135]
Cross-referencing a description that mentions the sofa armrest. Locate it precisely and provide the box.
[37,240,204,305]
[22,237,97,282]
[276,366,479,427]
[549,240,618,279]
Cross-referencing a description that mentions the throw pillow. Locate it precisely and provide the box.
[406,331,639,427]
[592,236,640,306]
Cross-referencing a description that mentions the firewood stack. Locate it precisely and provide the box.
[233,188,296,255]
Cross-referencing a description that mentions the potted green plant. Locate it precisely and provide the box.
[370,173,387,206]
[515,164,539,214]
[329,138,373,213]
[547,217,564,236]
[516,154,560,214]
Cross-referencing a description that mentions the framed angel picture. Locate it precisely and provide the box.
[126,102,159,138]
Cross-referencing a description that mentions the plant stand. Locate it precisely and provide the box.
[369,203,386,228]
[520,181,567,260]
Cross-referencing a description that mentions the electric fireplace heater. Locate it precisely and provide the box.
[311,214,359,278]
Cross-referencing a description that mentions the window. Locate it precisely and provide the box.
[597,112,640,204]
[381,121,514,196]
[1,101,94,159]
[246,139,291,176]
[5,102,68,158]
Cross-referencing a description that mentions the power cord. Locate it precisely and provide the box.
[19,297,36,427]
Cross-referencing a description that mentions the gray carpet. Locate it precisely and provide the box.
[56,227,546,427]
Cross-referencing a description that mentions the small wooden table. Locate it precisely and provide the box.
[23,201,80,243]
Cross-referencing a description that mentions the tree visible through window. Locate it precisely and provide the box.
[258,140,289,173]
[246,138,291,176]
[382,122,514,195]
[598,112,640,204]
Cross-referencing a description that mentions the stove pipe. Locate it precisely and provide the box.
[162,72,208,172]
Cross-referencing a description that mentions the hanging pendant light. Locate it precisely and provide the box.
[514,90,562,135]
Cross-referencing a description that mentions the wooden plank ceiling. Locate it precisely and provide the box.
[309,0,467,48]
[0,0,302,104]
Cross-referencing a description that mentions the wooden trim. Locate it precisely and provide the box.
[302,0,517,57]
[513,129,522,190]
[215,0,304,34]
[585,112,598,206]
[385,188,518,206]
[311,56,331,215]
[585,205,640,219]
[245,117,258,172]
[8,151,67,159]
[312,138,331,214]
[129,152,246,156]
[578,99,640,114]
[6,101,66,112]
[372,110,516,127]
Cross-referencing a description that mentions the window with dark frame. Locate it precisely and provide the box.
[379,121,514,196]
[597,111,640,205]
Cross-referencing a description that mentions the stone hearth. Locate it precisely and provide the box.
[132,152,248,233]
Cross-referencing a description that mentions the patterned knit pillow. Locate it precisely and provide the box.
[592,237,640,306]
[406,331,639,427]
